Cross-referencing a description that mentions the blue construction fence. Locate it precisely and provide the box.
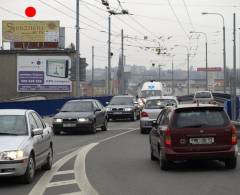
[224,96,240,120]
[0,96,113,117]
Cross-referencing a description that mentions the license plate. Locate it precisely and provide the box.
[189,137,214,145]
[114,112,122,115]
[63,123,76,127]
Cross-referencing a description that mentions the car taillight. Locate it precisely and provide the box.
[141,112,149,118]
[231,125,238,145]
[165,128,172,147]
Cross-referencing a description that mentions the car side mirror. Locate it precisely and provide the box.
[152,120,158,128]
[95,108,101,113]
[32,128,43,136]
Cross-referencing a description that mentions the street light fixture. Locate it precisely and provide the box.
[174,44,190,95]
[190,31,208,90]
[202,12,226,93]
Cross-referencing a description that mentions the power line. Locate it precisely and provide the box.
[166,0,189,40]
[182,0,195,31]
[0,6,29,19]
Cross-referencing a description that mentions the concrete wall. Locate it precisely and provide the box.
[0,49,78,101]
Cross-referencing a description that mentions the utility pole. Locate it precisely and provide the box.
[232,13,237,120]
[171,57,174,95]
[119,29,124,95]
[187,53,190,95]
[223,24,227,93]
[107,15,111,95]
[75,0,80,97]
[92,46,94,96]
[205,39,208,90]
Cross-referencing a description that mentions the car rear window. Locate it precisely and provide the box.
[172,108,229,128]
[145,99,165,109]
[195,92,211,98]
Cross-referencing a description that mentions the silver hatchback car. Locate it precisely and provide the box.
[140,96,178,134]
[0,109,53,183]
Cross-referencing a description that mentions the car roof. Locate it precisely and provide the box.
[195,91,212,94]
[113,95,134,98]
[176,103,220,109]
[0,109,28,115]
[67,99,95,103]
[146,96,177,100]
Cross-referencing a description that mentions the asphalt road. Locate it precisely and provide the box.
[0,120,240,195]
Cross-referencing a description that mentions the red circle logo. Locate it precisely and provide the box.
[25,7,36,17]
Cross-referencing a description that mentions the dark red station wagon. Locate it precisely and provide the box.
[149,104,238,170]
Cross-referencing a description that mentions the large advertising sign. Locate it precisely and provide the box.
[197,67,222,72]
[2,21,59,42]
[17,56,72,92]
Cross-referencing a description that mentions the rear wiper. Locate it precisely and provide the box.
[0,132,19,135]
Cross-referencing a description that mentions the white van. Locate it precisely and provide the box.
[139,81,163,100]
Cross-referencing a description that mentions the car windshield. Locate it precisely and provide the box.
[173,108,229,128]
[145,99,166,109]
[109,97,133,105]
[0,115,28,135]
[61,101,93,112]
[195,92,211,98]
[141,90,162,98]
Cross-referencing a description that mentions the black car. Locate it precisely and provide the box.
[106,95,140,121]
[52,99,107,134]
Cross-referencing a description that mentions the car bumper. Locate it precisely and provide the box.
[164,145,238,161]
[140,119,154,130]
[53,122,93,132]
[0,158,28,177]
[107,111,133,119]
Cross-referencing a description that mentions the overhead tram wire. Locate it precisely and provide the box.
[0,6,30,19]
[182,0,195,31]
[51,0,118,35]
[167,0,190,40]
[37,0,114,34]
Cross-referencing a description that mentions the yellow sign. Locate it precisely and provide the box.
[2,20,59,42]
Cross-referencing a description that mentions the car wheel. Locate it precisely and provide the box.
[53,129,60,135]
[159,149,170,170]
[101,119,108,131]
[140,128,146,134]
[91,122,97,134]
[225,157,237,169]
[151,147,158,161]
[42,147,53,171]
[21,154,35,184]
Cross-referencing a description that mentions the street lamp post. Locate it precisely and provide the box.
[190,31,208,90]
[175,44,190,95]
[202,12,226,93]
[171,55,175,95]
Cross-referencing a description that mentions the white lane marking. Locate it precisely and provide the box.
[28,149,80,195]
[57,146,81,156]
[108,128,138,131]
[99,129,137,143]
[47,179,77,188]
[29,129,137,195]
[74,143,99,195]
[59,193,80,195]
[55,170,75,175]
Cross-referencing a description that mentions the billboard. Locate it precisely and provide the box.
[17,56,72,92]
[2,20,59,42]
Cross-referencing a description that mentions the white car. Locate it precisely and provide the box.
[0,109,53,183]
[140,96,178,134]
[193,91,214,104]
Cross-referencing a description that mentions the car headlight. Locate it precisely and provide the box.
[0,150,24,160]
[54,118,63,123]
[78,118,89,122]
[106,107,111,111]
[125,108,133,111]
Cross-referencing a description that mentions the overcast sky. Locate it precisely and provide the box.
[0,0,240,71]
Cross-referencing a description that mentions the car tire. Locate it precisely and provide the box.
[225,157,237,169]
[91,122,97,134]
[140,128,146,134]
[159,149,170,170]
[101,120,108,131]
[42,147,53,171]
[53,129,60,135]
[151,147,158,161]
[21,154,35,184]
